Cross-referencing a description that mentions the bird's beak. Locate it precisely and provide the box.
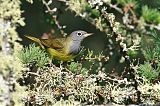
[84,33,93,37]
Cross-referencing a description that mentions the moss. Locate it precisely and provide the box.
[0,0,27,105]
[18,44,49,68]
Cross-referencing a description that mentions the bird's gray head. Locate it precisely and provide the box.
[68,30,93,54]
[70,30,93,41]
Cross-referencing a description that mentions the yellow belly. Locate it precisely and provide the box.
[47,48,76,61]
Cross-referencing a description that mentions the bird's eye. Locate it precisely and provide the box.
[77,32,82,36]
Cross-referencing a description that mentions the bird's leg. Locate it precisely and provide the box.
[48,58,53,66]
[59,61,64,70]
[59,61,71,73]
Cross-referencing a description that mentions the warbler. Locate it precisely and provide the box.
[25,30,93,61]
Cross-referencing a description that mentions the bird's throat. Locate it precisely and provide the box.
[69,40,81,54]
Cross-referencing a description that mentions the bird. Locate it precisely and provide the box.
[25,30,93,61]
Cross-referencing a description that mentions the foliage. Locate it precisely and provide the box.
[67,62,88,75]
[142,6,160,25]
[138,62,160,82]
[144,45,160,61]
[117,0,137,6]
[139,31,160,83]
[21,65,137,105]
[18,44,49,68]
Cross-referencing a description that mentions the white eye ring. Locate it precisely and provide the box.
[77,32,82,36]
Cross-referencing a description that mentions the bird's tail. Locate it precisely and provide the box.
[25,35,45,49]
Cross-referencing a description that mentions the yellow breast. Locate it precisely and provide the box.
[47,48,75,61]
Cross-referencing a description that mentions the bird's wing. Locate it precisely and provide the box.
[40,38,66,51]
[25,35,45,49]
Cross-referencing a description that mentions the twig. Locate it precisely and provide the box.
[109,4,123,14]
[42,0,66,36]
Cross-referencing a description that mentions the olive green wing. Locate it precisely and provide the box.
[40,38,66,52]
